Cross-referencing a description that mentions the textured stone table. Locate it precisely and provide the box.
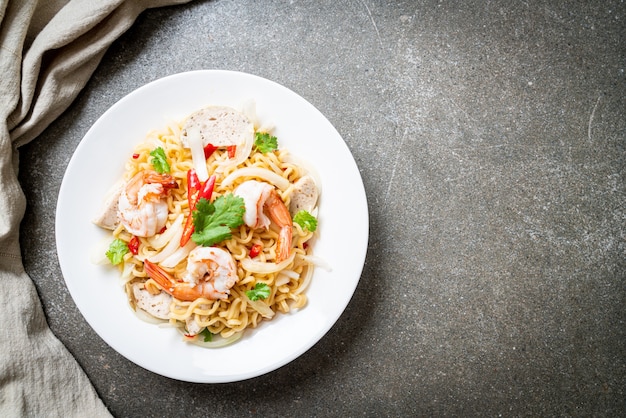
[19,1,624,416]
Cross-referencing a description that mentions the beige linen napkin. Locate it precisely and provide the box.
[0,0,191,416]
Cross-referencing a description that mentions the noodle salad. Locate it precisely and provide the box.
[92,104,320,347]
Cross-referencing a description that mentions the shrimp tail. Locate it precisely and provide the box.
[143,171,178,190]
[144,259,175,293]
[144,259,217,302]
[266,189,293,263]
[276,226,292,263]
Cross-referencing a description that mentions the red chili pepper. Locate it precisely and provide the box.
[204,143,217,159]
[158,226,167,234]
[128,236,140,255]
[180,216,195,248]
[249,243,263,258]
[227,145,237,159]
[132,153,140,159]
[303,242,309,250]
[197,174,216,202]
[187,169,201,208]
[180,174,216,247]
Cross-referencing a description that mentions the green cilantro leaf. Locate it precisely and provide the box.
[293,210,318,232]
[149,147,170,173]
[191,194,246,246]
[199,328,213,342]
[246,283,271,301]
[254,132,278,153]
[106,238,129,265]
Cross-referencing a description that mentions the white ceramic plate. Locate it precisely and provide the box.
[55,70,368,383]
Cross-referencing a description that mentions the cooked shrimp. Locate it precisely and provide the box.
[118,170,177,237]
[234,180,293,262]
[144,247,238,301]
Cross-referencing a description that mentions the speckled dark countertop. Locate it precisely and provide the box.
[18,1,625,416]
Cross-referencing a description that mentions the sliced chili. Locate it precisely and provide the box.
[197,174,216,201]
[227,145,237,159]
[128,236,140,255]
[180,214,195,247]
[180,174,216,247]
[204,143,218,159]
[187,169,201,208]
[249,243,263,258]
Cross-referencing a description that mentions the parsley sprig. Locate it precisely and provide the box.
[246,283,271,301]
[149,147,170,173]
[254,132,278,153]
[106,239,129,265]
[191,194,246,246]
[293,210,317,232]
[199,328,213,342]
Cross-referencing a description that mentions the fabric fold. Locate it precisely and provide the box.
[0,0,192,416]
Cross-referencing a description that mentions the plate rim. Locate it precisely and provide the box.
[55,69,369,383]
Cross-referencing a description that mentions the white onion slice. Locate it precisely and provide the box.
[160,239,196,268]
[147,214,184,250]
[148,221,184,263]
[90,236,112,265]
[241,99,259,129]
[275,274,291,287]
[246,298,275,319]
[279,269,299,279]
[186,124,209,182]
[214,132,254,174]
[240,252,296,274]
[299,254,332,272]
[294,265,314,295]
[120,260,135,281]
[221,167,290,190]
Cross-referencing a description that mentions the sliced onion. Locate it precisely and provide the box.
[240,252,296,274]
[241,99,275,133]
[90,236,112,265]
[186,124,210,182]
[246,297,275,319]
[279,269,299,279]
[214,131,254,175]
[148,221,184,263]
[299,254,332,272]
[275,273,291,287]
[147,214,184,250]
[294,264,314,295]
[160,239,196,268]
[120,260,135,281]
[221,167,290,190]
[241,99,259,129]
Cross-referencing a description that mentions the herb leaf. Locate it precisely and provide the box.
[199,328,213,342]
[106,239,129,265]
[254,132,278,153]
[149,147,170,173]
[246,283,271,301]
[293,210,318,232]
[191,195,246,246]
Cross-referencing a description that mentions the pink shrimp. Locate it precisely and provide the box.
[234,180,293,263]
[118,170,177,237]
[144,247,238,301]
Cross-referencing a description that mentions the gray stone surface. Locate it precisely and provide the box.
[18,0,624,416]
